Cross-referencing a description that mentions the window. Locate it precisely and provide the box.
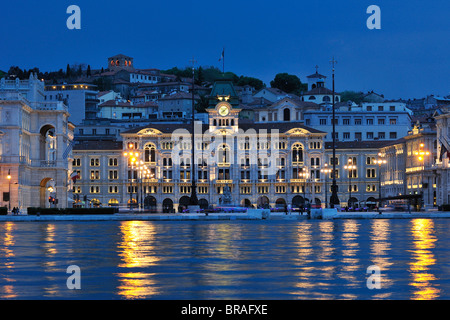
[378,118,385,125]
[320,119,327,125]
[292,143,304,163]
[198,186,208,194]
[73,186,81,193]
[343,132,350,140]
[366,157,376,165]
[367,184,377,192]
[378,106,384,111]
[73,158,81,166]
[163,186,173,193]
[366,168,376,178]
[90,170,100,180]
[275,186,286,193]
[367,119,374,125]
[390,132,397,139]
[218,168,230,180]
[109,158,118,166]
[240,186,252,194]
[144,144,156,163]
[343,119,350,125]
[367,132,374,139]
[90,186,100,193]
[109,186,118,193]
[389,118,397,125]
[355,119,362,125]
[311,157,320,167]
[390,106,395,111]
[108,170,118,180]
[355,132,362,140]
[180,186,192,194]
[367,106,372,111]
[257,186,269,194]
[378,132,385,139]
[90,158,100,167]
[330,157,339,165]
[310,141,321,149]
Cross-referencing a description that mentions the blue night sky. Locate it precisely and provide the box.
[1,0,449,99]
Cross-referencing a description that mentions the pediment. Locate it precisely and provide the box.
[136,128,163,136]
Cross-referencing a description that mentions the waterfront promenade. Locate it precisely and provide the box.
[1,210,450,221]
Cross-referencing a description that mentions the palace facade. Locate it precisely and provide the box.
[71,79,394,211]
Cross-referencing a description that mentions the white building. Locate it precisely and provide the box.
[0,73,74,211]
[44,83,99,125]
[304,101,413,142]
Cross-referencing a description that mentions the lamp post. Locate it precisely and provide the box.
[414,143,430,210]
[374,153,387,212]
[330,57,340,208]
[299,168,309,213]
[344,159,357,210]
[320,163,331,208]
[123,143,139,211]
[189,57,198,208]
[7,169,11,211]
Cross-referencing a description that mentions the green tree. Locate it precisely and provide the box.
[340,90,364,104]
[236,76,264,90]
[270,73,306,94]
[195,94,209,113]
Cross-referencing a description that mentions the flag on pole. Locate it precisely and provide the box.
[219,48,224,61]
[70,171,80,184]
[63,140,74,159]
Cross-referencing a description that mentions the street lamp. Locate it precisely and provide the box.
[320,163,331,208]
[123,144,140,211]
[7,169,11,211]
[344,159,357,210]
[374,153,387,212]
[299,168,309,212]
[414,143,430,210]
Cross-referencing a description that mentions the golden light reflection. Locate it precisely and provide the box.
[289,222,315,297]
[338,220,360,298]
[43,224,57,265]
[409,219,440,300]
[0,222,17,298]
[370,220,393,298]
[1,222,16,260]
[116,221,160,299]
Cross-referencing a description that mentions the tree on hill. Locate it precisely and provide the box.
[236,76,264,91]
[270,73,307,95]
[340,91,365,104]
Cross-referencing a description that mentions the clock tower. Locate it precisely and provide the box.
[207,79,241,135]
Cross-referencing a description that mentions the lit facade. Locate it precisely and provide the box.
[0,73,74,211]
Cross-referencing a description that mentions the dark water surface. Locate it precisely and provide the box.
[1,219,449,299]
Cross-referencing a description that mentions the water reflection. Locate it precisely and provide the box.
[338,220,360,299]
[409,219,440,300]
[0,222,17,298]
[116,221,160,299]
[370,219,393,299]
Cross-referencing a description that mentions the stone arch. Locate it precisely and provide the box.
[163,198,174,213]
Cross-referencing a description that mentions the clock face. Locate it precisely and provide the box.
[218,105,229,116]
